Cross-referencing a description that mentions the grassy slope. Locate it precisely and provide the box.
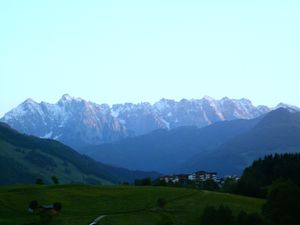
[0,140,112,185]
[0,123,160,185]
[0,185,264,225]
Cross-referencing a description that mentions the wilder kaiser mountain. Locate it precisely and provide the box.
[85,108,300,176]
[1,94,281,149]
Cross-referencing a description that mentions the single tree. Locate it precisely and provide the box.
[35,178,44,185]
[51,176,59,184]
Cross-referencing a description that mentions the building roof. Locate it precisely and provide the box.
[39,205,55,210]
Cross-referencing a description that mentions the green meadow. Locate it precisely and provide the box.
[0,185,264,225]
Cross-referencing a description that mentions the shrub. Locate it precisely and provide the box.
[134,178,152,186]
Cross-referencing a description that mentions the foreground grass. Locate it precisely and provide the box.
[0,185,264,225]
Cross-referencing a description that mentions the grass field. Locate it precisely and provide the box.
[0,185,264,225]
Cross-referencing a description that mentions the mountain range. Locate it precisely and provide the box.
[0,122,159,185]
[188,108,300,175]
[1,94,296,149]
[83,118,260,173]
[83,108,300,176]
[2,95,300,177]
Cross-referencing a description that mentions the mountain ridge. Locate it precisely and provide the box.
[84,108,300,176]
[185,108,300,175]
[2,94,296,149]
[83,116,261,173]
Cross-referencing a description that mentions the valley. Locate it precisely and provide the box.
[0,185,264,225]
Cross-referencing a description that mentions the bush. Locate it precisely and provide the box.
[134,178,152,186]
[152,178,167,186]
[198,179,219,191]
[201,205,263,225]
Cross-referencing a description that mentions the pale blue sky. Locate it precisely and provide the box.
[1,0,300,116]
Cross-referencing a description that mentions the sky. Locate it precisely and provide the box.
[1,0,300,117]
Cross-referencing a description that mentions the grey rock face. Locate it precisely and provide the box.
[2,94,295,148]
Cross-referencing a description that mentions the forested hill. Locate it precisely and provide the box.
[0,122,159,185]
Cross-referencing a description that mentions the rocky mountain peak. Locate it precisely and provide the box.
[1,95,299,149]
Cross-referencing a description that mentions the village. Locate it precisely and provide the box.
[159,171,218,184]
[158,170,239,188]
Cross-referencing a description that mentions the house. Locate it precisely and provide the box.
[38,205,60,214]
[159,175,175,183]
[173,174,189,185]
[188,173,196,181]
[159,174,190,184]
[29,203,61,215]
[188,171,218,182]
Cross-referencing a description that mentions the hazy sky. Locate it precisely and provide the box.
[1,1,300,116]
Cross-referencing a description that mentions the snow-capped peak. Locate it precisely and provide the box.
[22,98,37,105]
[57,94,84,106]
[61,93,73,101]
[202,96,216,102]
[275,103,300,112]
[2,95,299,148]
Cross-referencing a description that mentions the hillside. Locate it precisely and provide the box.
[186,108,300,175]
[0,123,159,185]
[83,118,260,173]
[0,185,264,225]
